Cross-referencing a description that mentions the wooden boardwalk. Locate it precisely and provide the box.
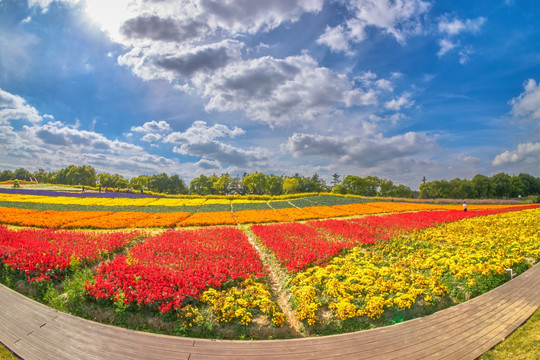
[1,262,539,360]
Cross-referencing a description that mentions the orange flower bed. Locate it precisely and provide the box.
[234,209,289,224]
[0,207,111,228]
[178,211,237,227]
[62,211,151,229]
[131,212,190,228]
[275,208,323,222]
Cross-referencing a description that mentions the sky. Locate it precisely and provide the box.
[0,0,539,189]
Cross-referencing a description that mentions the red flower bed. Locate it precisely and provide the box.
[253,207,540,273]
[86,227,265,312]
[251,222,354,272]
[0,225,140,282]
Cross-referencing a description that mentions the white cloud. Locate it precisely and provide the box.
[437,38,458,57]
[131,120,171,134]
[492,142,540,166]
[0,88,42,124]
[317,0,430,53]
[437,16,486,61]
[163,120,267,166]
[283,131,437,168]
[317,25,354,54]
[164,120,244,144]
[438,16,486,36]
[198,54,377,126]
[509,79,540,121]
[385,92,414,111]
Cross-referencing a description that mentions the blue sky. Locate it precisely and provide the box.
[0,0,539,189]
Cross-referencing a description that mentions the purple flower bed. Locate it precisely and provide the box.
[0,188,158,198]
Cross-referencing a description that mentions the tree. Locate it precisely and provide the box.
[148,173,171,194]
[0,170,14,181]
[129,175,149,191]
[32,168,50,183]
[213,174,233,195]
[491,173,511,198]
[282,177,301,194]
[471,174,492,198]
[189,175,215,195]
[66,165,97,186]
[99,173,128,188]
[242,173,267,195]
[508,176,525,198]
[265,175,283,196]
[13,168,32,181]
[168,175,188,194]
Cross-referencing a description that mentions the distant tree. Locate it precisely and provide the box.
[66,165,97,186]
[282,177,301,194]
[331,173,341,187]
[517,173,540,196]
[471,174,492,198]
[189,174,215,195]
[99,173,128,188]
[242,173,267,195]
[13,168,32,181]
[148,173,172,194]
[32,168,50,183]
[265,175,283,195]
[213,173,233,195]
[0,169,14,181]
[491,173,511,198]
[129,175,149,191]
[508,176,525,198]
[342,175,379,196]
[168,175,188,194]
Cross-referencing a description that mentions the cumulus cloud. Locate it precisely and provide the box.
[131,120,171,134]
[283,130,436,168]
[385,92,414,111]
[24,121,143,154]
[509,79,540,122]
[492,142,540,167]
[198,54,377,126]
[164,120,267,166]
[0,88,42,124]
[118,40,244,82]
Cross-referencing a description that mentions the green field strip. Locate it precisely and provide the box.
[232,202,273,211]
[267,200,296,209]
[196,203,232,212]
[304,195,368,206]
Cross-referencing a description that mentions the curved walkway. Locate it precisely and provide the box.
[1,262,539,360]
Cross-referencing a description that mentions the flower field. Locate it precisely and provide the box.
[0,188,539,339]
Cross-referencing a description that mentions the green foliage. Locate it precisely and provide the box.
[420,172,540,199]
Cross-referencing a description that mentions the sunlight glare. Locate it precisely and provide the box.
[84,0,132,38]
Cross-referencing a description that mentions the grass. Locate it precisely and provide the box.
[0,344,18,360]
[1,308,539,359]
[480,307,540,359]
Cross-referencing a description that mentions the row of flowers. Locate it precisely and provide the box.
[287,208,540,325]
[251,207,533,274]
[0,225,285,327]
[0,226,142,282]
[1,202,537,229]
[1,206,538,331]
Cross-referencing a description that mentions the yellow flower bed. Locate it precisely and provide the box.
[200,276,286,327]
[288,208,540,325]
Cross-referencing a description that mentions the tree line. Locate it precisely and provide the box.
[419,173,540,199]
[1,165,539,199]
[0,165,414,197]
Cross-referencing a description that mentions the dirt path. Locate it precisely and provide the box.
[241,226,306,337]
